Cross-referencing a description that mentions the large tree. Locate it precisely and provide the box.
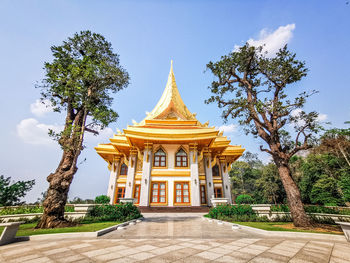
[36,31,129,228]
[206,44,320,226]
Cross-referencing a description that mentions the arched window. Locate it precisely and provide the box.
[212,164,220,177]
[120,163,128,175]
[175,148,188,167]
[154,148,166,167]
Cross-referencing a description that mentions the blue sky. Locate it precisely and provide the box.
[0,0,349,203]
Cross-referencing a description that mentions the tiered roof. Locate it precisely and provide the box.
[95,61,244,168]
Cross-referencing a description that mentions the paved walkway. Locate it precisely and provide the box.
[0,213,349,262]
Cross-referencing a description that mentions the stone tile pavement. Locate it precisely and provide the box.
[0,213,349,262]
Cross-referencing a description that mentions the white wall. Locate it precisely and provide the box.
[150,176,190,206]
[152,144,189,171]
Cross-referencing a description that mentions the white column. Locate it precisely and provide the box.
[125,149,137,198]
[220,158,232,204]
[140,143,153,207]
[107,157,120,204]
[190,143,200,206]
[204,150,214,206]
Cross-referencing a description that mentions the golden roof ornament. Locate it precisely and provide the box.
[140,60,197,123]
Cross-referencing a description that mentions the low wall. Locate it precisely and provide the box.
[0,212,88,223]
[251,204,350,222]
[0,204,97,222]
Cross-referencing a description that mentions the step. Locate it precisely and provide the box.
[138,206,210,213]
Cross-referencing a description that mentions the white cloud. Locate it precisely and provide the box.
[235,24,296,57]
[291,108,302,117]
[317,113,328,122]
[218,124,237,134]
[17,118,62,145]
[17,117,114,146]
[291,109,328,126]
[30,99,53,117]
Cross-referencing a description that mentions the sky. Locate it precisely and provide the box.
[0,0,349,203]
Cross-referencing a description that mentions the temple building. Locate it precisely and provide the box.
[95,61,244,209]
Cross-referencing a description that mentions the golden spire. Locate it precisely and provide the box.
[142,60,196,122]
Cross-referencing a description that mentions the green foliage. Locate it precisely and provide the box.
[0,175,35,206]
[0,205,74,215]
[205,44,320,157]
[68,197,95,204]
[218,214,269,222]
[208,204,255,219]
[37,30,129,149]
[339,176,350,203]
[304,205,339,214]
[271,205,350,215]
[271,204,290,212]
[230,152,286,204]
[256,163,286,204]
[94,195,110,204]
[310,175,341,205]
[296,153,348,205]
[87,203,141,222]
[235,194,254,204]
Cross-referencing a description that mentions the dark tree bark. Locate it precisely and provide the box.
[36,108,87,228]
[275,161,311,227]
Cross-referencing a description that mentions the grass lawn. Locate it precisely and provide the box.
[0,221,120,236]
[233,221,343,235]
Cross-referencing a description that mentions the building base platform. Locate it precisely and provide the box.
[138,206,210,213]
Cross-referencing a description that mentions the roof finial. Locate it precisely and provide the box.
[170,59,173,73]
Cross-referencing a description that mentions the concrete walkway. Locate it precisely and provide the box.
[0,213,349,262]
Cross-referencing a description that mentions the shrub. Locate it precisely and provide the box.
[0,205,73,215]
[208,204,255,219]
[87,203,141,222]
[304,205,339,214]
[235,194,254,204]
[271,204,350,215]
[95,195,110,204]
[271,204,290,212]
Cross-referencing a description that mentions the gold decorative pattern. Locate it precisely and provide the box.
[198,159,205,175]
[141,60,196,123]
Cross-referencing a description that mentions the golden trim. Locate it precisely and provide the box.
[151,170,190,176]
[211,155,217,167]
[198,148,204,162]
[213,179,223,184]
[117,178,127,183]
[122,153,129,167]
[174,146,189,169]
[153,146,168,169]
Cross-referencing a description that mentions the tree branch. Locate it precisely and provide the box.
[85,127,99,135]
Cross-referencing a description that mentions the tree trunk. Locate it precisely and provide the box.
[35,152,77,228]
[36,109,87,229]
[276,163,311,227]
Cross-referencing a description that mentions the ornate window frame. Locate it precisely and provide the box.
[153,146,167,168]
[174,146,189,169]
[119,162,128,176]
